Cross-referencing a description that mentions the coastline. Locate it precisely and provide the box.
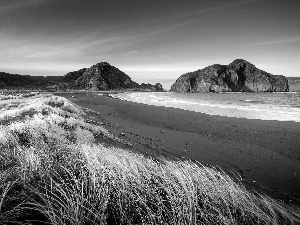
[56,92,300,205]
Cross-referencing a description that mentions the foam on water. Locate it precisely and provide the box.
[113,92,300,122]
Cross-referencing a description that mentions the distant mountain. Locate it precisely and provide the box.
[0,62,164,91]
[171,59,289,93]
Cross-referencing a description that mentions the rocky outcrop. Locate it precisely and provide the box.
[140,83,164,91]
[287,77,300,92]
[155,83,164,91]
[170,59,289,92]
[62,68,87,83]
[68,62,164,91]
[73,62,139,90]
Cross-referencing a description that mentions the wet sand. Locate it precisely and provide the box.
[56,92,300,205]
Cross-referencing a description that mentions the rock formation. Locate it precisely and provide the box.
[170,59,289,92]
[73,62,139,90]
[61,68,87,83]
[1,62,164,91]
[140,83,164,91]
[287,77,300,92]
[67,62,163,91]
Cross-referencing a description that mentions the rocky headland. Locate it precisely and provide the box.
[0,62,164,92]
[170,59,289,92]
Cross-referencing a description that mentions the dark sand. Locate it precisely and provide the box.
[56,92,300,205]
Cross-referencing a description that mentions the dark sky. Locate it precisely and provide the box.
[1,0,299,89]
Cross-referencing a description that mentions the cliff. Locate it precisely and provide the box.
[170,59,289,92]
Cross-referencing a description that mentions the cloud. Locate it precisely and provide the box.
[0,38,79,60]
[0,0,47,12]
[121,65,198,73]
[130,18,202,39]
[111,0,257,44]
[127,51,139,54]
[250,36,300,46]
[0,61,86,73]
[174,0,256,19]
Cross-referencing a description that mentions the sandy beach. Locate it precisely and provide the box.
[56,92,300,205]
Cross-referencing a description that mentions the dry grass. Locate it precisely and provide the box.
[0,94,299,224]
[0,92,37,101]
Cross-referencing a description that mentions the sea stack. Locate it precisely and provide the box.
[170,59,289,92]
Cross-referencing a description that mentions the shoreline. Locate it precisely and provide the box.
[111,91,300,123]
[56,92,300,205]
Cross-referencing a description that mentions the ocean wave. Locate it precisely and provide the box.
[113,92,300,122]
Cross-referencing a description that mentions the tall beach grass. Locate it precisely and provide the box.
[0,93,299,224]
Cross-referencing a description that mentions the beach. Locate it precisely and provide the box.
[56,92,300,204]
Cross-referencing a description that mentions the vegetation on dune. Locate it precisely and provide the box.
[0,93,299,224]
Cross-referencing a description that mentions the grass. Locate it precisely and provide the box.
[0,93,299,224]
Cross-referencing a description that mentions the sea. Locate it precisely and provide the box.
[112,92,300,123]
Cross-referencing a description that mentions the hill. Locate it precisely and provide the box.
[0,72,61,90]
[0,62,164,91]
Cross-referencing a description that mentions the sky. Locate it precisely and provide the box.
[0,0,299,89]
